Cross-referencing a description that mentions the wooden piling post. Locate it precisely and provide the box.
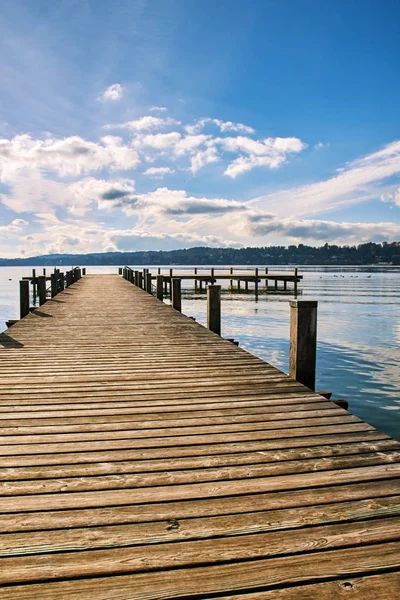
[207,285,221,335]
[50,273,57,297]
[172,278,182,312]
[32,269,37,304]
[245,280,249,292]
[255,268,259,296]
[119,268,122,275]
[169,268,173,278]
[158,267,161,275]
[230,267,233,288]
[82,268,86,276]
[211,267,214,278]
[19,280,30,319]
[38,276,47,305]
[156,275,164,301]
[294,267,298,296]
[138,272,143,289]
[274,280,278,291]
[145,273,152,293]
[289,300,318,391]
[284,280,287,291]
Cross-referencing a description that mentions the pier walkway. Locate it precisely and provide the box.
[0,274,399,598]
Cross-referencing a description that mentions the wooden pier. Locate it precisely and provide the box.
[0,274,399,598]
[148,267,302,294]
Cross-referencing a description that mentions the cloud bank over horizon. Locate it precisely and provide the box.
[1,104,400,257]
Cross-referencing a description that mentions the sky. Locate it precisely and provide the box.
[0,0,400,257]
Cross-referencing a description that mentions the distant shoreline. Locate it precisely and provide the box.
[0,242,399,267]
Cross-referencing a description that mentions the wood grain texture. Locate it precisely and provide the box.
[0,274,399,597]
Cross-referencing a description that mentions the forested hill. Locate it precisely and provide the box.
[1,242,400,266]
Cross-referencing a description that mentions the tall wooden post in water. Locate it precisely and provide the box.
[145,273,152,293]
[19,280,30,319]
[156,275,164,301]
[172,278,182,312]
[50,273,57,297]
[289,300,317,390]
[38,276,47,306]
[207,285,221,335]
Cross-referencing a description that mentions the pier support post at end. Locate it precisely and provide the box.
[207,284,221,336]
[289,300,318,390]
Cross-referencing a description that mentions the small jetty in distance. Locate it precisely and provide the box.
[0,269,399,598]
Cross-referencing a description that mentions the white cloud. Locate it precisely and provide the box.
[68,177,136,215]
[221,136,306,177]
[0,218,28,233]
[105,116,180,132]
[190,145,220,173]
[98,83,124,101]
[149,106,168,112]
[241,210,400,244]
[381,187,400,207]
[174,134,211,156]
[185,118,255,135]
[144,167,175,178]
[139,132,182,150]
[0,134,140,182]
[109,229,240,251]
[130,187,245,218]
[251,140,400,217]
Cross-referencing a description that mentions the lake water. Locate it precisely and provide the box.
[1,264,399,440]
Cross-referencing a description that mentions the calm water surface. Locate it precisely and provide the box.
[1,265,399,440]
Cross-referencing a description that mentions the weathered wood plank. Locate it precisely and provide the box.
[1,543,399,598]
[0,274,398,597]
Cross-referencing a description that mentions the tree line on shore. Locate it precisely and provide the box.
[1,241,400,266]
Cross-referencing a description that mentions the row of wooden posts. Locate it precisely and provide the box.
[121,266,317,390]
[19,267,86,319]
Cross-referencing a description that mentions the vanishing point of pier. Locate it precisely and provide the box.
[0,272,399,598]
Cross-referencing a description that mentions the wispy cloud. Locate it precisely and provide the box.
[149,106,168,112]
[251,140,400,216]
[105,116,180,132]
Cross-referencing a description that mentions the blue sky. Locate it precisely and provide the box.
[1,0,400,256]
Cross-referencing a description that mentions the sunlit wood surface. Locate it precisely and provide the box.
[0,274,399,598]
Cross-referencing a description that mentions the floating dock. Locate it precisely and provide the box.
[0,274,399,598]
